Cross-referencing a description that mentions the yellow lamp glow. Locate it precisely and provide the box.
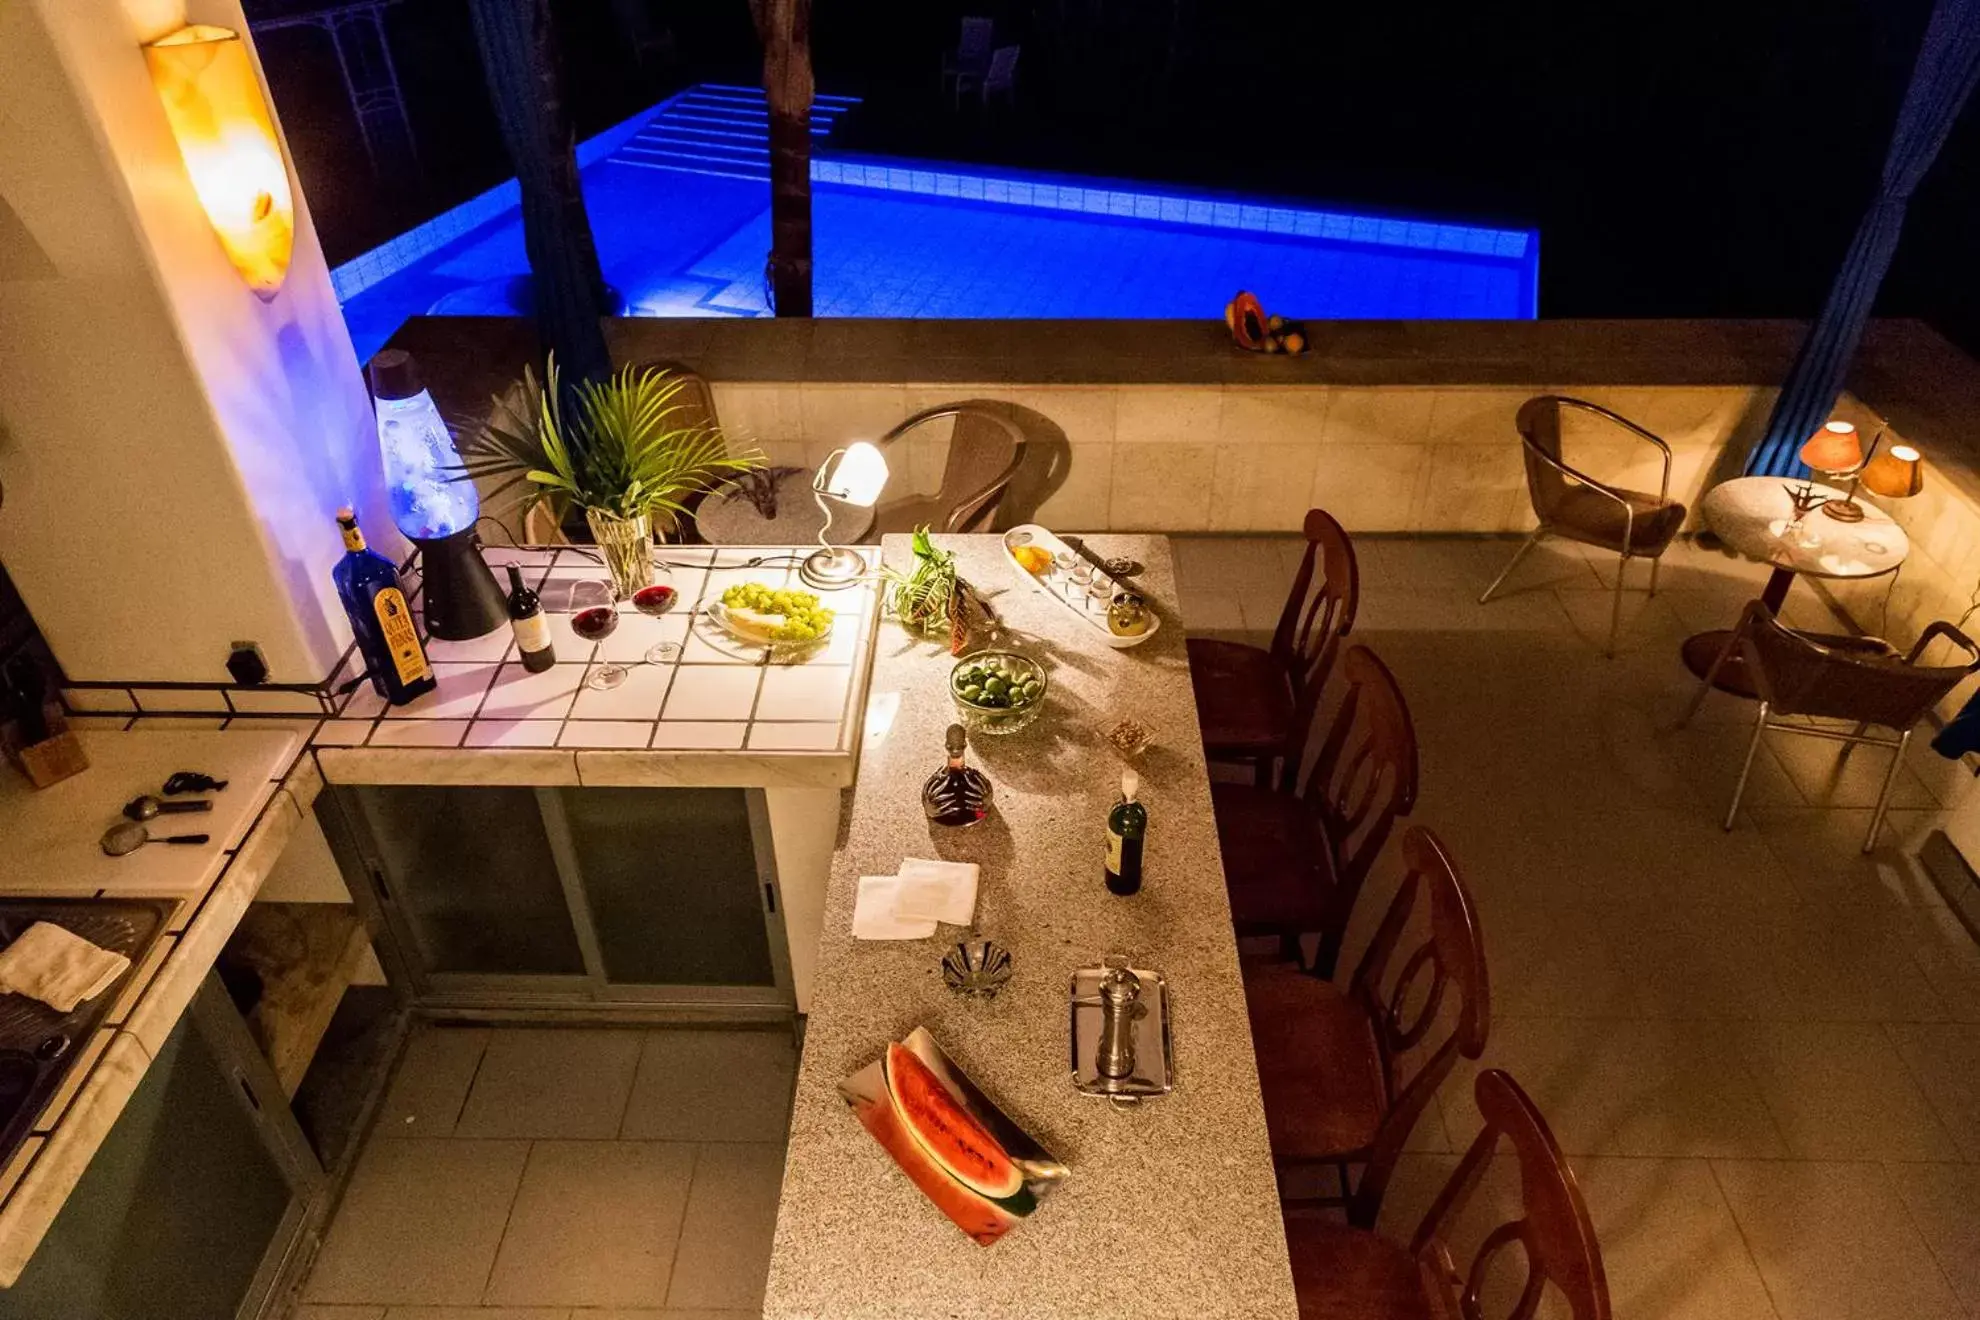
[145,24,294,299]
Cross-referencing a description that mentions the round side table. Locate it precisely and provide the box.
[696,470,876,547]
[1681,475,1909,697]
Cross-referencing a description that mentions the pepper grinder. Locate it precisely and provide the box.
[1095,966,1143,1081]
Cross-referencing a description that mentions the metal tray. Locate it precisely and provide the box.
[1069,958,1174,1104]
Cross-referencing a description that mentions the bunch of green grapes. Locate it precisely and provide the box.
[721,583,835,642]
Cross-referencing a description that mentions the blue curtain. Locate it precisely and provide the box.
[1745,0,1980,475]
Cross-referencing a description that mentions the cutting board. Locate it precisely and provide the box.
[0,730,302,898]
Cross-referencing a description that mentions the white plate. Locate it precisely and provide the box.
[1001,525,1160,649]
[704,598,834,657]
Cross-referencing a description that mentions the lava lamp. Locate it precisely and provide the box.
[369,350,507,639]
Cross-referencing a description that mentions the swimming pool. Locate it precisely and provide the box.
[334,85,1538,360]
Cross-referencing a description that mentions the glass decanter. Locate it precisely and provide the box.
[922,723,992,828]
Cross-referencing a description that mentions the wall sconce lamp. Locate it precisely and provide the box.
[800,441,889,590]
[145,24,294,299]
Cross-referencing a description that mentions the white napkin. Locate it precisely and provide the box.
[852,877,938,940]
[0,922,131,1013]
[892,857,979,926]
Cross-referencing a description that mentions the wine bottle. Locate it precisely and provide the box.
[1105,769,1146,896]
[331,508,437,705]
[505,563,556,673]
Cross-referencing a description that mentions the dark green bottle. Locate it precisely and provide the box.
[1105,769,1146,896]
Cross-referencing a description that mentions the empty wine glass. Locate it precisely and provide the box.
[570,580,626,690]
[632,580,680,664]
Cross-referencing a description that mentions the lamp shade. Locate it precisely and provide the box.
[1799,420,1863,474]
[821,441,889,507]
[1860,443,1923,499]
[145,25,295,299]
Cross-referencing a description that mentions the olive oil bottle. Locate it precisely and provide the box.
[1105,769,1146,896]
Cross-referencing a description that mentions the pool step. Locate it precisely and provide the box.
[612,82,859,181]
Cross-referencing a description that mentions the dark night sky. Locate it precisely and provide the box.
[253,0,1979,353]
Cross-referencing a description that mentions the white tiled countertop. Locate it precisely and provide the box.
[0,728,318,1286]
[312,545,883,788]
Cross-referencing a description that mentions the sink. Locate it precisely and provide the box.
[0,899,174,1165]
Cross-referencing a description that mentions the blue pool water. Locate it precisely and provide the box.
[335,86,1538,360]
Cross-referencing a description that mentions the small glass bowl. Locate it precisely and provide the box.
[941,940,1013,998]
[950,649,1047,735]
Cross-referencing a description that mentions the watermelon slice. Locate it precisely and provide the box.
[884,1042,1032,1211]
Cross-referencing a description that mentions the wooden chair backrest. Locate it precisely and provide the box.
[1411,1069,1611,1320]
[1302,644,1419,970]
[1269,508,1359,786]
[1343,827,1490,1226]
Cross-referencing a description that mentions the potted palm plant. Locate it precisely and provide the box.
[461,357,762,598]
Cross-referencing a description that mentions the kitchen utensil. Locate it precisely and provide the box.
[162,771,228,795]
[1094,966,1143,1079]
[1063,535,1137,595]
[99,822,210,857]
[1071,958,1174,1104]
[122,795,214,822]
[941,940,1013,998]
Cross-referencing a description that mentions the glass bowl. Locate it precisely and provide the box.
[941,940,1013,998]
[949,650,1047,735]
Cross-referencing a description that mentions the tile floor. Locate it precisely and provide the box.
[1172,533,1980,1320]
[292,533,1980,1320]
[293,1025,795,1320]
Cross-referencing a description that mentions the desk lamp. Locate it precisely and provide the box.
[370,350,507,639]
[800,441,889,591]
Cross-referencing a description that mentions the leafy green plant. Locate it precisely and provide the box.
[458,356,762,526]
[883,526,999,654]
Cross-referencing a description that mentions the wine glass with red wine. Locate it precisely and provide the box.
[569,580,626,690]
[631,582,680,664]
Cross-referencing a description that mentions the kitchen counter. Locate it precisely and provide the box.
[0,728,316,1284]
[309,544,882,790]
[764,535,1298,1319]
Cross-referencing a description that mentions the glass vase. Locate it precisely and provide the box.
[584,508,654,601]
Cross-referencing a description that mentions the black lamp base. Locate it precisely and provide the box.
[416,529,508,640]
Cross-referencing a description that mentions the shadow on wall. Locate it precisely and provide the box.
[1701,388,1782,491]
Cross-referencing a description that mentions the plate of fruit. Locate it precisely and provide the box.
[708,581,835,652]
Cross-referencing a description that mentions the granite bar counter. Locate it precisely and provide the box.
[765,534,1297,1319]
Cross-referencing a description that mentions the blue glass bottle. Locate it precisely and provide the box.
[332,507,436,705]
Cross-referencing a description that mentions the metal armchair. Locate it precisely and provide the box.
[869,404,1026,537]
[1685,601,1980,851]
[1480,395,1687,656]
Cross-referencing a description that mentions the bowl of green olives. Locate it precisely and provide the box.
[949,650,1047,735]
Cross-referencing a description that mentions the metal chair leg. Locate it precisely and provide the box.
[1726,702,1770,831]
[1836,720,1871,764]
[1648,555,1662,598]
[1607,556,1628,658]
[1864,728,1910,853]
[1479,529,1546,604]
[1680,624,1743,727]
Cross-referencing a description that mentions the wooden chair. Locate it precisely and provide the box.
[1189,508,1359,787]
[1212,644,1419,977]
[869,405,1026,538]
[1245,827,1489,1229]
[1480,396,1686,657]
[1285,1069,1610,1320]
[1684,599,1980,850]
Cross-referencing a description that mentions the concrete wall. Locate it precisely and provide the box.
[0,0,389,686]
